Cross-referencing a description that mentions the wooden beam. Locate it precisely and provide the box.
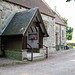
[36,17,41,23]
[31,49,33,61]
[33,22,41,24]
[35,27,38,32]
[36,16,38,22]
[22,36,27,49]
[1,37,6,57]
[30,27,33,32]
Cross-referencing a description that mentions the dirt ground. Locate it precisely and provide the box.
[0,49,75,75]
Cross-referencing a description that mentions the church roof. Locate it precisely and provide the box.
[55,14,66,26]
[2,8,49,37]
[4,0,55,18]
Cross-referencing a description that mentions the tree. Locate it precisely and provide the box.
[66,25,73,40]
[62,17,68,24]
[62,17,73,40]
[66,0,75,2]
[66,0,71,2]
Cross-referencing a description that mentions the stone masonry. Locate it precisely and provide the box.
[0,0,56,53]
[55,23,66,50]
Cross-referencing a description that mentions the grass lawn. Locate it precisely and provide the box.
[73,46,75,48]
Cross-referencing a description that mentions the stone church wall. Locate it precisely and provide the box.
[55,23,66,50]
[41,14,56,52]
[0,0,56,53]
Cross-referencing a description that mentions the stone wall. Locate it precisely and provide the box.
[61,26,66,46]
[41,14,56,52]
[5,50,22,60]
[0,0,56,53]
[55,23,66,50]
[0,0,27,34]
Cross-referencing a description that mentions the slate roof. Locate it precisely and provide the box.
[55,14,66,26]
[4,0,55,18]
[2,8,48,37]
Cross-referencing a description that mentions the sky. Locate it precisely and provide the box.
[44,0,75,40]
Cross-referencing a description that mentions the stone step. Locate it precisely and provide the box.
[27,53,46,61]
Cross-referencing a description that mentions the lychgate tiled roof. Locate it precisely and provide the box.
[55,14,66,26]
[4,0,55,18]
[2,8,37,35]
[2,8,49,37]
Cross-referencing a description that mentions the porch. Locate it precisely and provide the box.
[0,8,49,61]
[22,43,48,61]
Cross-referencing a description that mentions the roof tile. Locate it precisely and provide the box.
[4,0,55,17]
[55,14,66,26]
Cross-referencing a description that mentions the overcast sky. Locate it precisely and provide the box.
[44,0,75,40]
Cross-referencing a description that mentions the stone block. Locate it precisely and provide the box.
[5,50,22,60]
[40,48,46,56]
[22,50,27,60]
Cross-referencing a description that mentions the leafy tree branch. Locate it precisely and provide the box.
[66,0,75,2]
[62,17,73,40]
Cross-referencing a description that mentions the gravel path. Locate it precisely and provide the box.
[0,49,75,75]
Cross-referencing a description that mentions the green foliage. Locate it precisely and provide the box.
[66,0,71,2]
[6,50,22,60]
[67,43,75,48]
[66,0,75,2]
[66,33,72,40]
[62,17,73,40]
[66,25,73,40]
[62,17,68,24]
